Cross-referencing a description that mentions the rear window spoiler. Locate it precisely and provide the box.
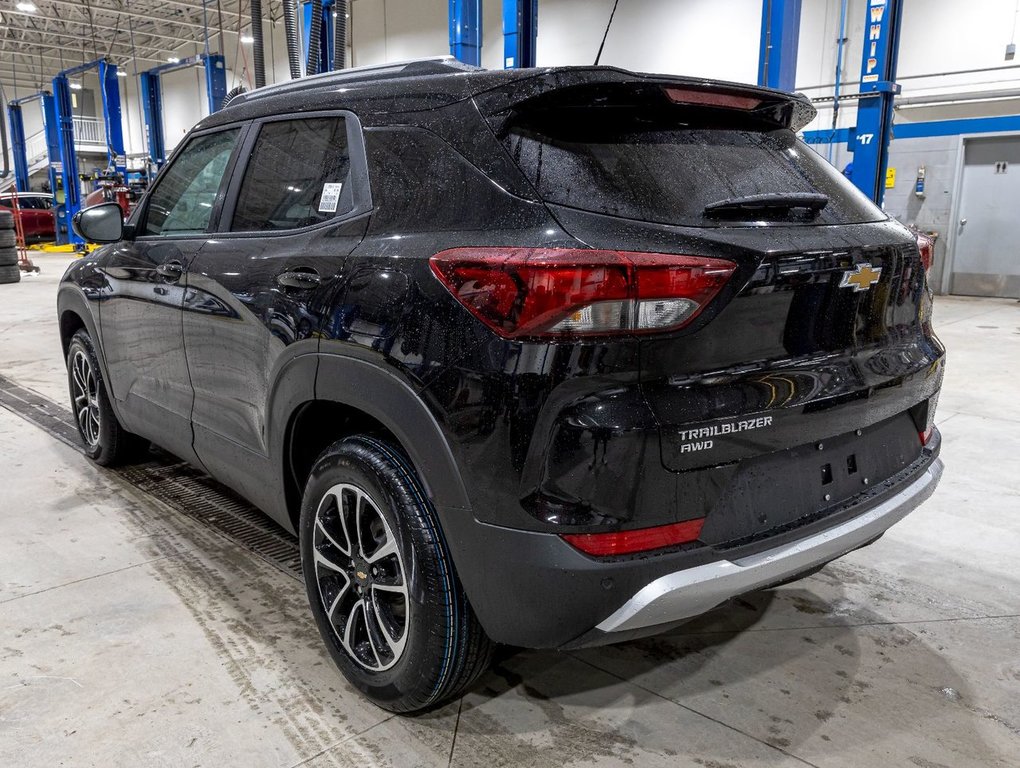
[473,66,816,135]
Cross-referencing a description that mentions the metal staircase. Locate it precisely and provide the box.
[1,118,108,193]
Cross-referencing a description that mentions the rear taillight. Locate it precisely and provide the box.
[920,425,934,446]
[915,232,934,273]
[561,518,706,557]
[429,248,736,340]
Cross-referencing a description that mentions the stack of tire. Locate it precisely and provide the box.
[0,210,20,284]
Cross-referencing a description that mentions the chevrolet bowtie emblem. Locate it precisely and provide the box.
[839,263,882,292]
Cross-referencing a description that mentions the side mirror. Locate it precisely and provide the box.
[72,202,124,244]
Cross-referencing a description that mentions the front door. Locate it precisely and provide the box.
[98,127,242,463]
[181,113,370,513]
[952,136,1020,298]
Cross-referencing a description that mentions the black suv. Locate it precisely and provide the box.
[59,59,945,713]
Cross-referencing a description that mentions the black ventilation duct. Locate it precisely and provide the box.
[250,0,266,88]
[282,0,302,79]
[307,0,323,75]
[222,85,247,108]
[334,0,347,70]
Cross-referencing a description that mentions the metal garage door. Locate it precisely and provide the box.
[951,136,1020,298]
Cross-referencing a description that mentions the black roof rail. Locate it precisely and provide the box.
[235,56,481,104]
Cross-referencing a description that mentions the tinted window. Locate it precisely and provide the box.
[144,129,239,236]
[231,117,351,232]
[505,112,885,227]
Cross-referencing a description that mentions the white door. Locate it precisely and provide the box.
[952,136,1020,298]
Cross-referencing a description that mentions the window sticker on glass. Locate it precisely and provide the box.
[318,182,344,213]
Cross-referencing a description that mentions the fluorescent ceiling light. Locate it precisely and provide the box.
[240,35,255,44]
[69,82,83,90]
[116,70,128,77]
[168,56,180,63]
[16,2,38,12]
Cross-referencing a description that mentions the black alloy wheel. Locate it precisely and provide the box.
[300,435,493,713]
[65,329,148,465]
[312,481,410,671]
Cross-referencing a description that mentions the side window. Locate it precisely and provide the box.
[143,128,240,236]
[230,116,351,232]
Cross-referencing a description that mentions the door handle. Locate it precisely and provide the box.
[156,261,184,281]
[276,269,322,289]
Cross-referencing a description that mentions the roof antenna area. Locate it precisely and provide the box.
[594,0,622,65]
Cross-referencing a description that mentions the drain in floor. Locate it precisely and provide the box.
[0,374,301,579]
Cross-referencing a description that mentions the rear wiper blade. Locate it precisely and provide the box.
[704,192,829,218]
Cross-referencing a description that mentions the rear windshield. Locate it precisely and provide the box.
[503,110,885,227]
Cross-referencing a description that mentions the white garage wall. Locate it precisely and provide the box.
[535,0,761,81]
[118,76,146,161]
[351,0,449,66]
[800,0,1020,133]
[346,0,761,79]
[481,0,506,70]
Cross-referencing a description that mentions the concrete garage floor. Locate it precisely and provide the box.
[1,254,1018,768]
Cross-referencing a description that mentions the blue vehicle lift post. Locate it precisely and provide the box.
[449,0,482,67]
[139,53,227,168]
[758,0,802,91]
[6,102,29,192]
[850,0,903,205]
[5,92,61,194]
[302,0,336,73]
[503,0,537,69]
[52,58,125,246]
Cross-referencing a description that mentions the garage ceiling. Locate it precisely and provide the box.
[0,0,275,92]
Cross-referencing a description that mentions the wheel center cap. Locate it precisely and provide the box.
[352,558,371,586]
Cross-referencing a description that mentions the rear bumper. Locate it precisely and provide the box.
[443,449,943,650]
[593,457,943,636]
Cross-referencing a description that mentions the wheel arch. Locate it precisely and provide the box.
[273,353,472,532]
[56,287,97,357]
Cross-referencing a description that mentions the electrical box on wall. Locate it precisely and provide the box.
[915,165,926,198]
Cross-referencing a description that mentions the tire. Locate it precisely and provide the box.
[300,435,493,713]
[0,246,18,266]
[0,229,15,247]
[0,264,20,284]
[66,329,149,465]
[0,210,12,229]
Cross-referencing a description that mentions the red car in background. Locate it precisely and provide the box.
[83,185,132,219]
[0,192,56,243]
[82,171,134,221]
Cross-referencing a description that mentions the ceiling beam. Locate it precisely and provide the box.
[0,24,189,60]
[24,0,228,34]
[0,37,170,68]
[31,0,247,25]
[3,8,204,46]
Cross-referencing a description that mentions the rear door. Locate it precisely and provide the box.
[490,79,942,543]
[182,111,371,509]
[98,126,242,463]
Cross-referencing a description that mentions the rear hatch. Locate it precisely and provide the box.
[478,70,944,543]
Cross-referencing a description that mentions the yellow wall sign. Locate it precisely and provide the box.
[886,167,897,188]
